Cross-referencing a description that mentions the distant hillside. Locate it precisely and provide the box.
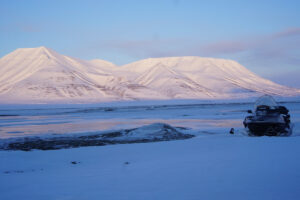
[0,47,299,103]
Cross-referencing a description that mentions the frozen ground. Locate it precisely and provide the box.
[0,100,272,139]
[1,100,300,199]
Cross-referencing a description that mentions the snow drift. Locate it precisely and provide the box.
[0,46,299,103]
[0,123,194,151]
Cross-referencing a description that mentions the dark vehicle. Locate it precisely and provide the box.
[243,95,292,136]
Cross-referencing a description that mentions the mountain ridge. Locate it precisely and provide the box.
[0,47,299,103]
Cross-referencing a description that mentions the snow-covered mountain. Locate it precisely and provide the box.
[121,57,300,98]
[0,47,299,103]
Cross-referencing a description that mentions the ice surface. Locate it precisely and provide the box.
[1,101,299,139]
[1,101,300,199]
[0,102,252,139]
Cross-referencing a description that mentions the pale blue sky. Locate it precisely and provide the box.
[1,0,300,86]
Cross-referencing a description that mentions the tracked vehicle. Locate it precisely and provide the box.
[243,95,292,136]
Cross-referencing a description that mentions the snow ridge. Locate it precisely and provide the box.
[0,47,299,103]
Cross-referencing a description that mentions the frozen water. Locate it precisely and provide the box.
[1,100,300,200]
[1,100,299,140]
[0,102,252,139]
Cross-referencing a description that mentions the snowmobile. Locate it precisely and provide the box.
[243,95,292,136]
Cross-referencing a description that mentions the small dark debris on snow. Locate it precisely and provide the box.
[104,108,114,112]
[124,161,130,165]
[3,170,24,174]
[0,114,19,117]
[200,131,217,135]
[71,161,80,165]
[3,168,44,174]
[175,126,190,130]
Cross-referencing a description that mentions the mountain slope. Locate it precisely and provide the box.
[122,57,300,98]
[0,47,299,103]
[0,47,131,102]
[133,63,216,98]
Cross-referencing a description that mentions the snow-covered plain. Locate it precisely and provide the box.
[1,100,300,200]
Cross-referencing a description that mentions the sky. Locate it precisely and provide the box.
[1,0,300,87]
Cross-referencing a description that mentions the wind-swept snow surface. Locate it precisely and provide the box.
[1,102,300,199]
[0,47,299,103]
[1,135,300,200]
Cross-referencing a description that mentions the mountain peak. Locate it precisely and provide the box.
[35,46,53,55]
[15,46,51,53]
[0,46,60,64]
[15,46,56,57]
[30,46,49,51]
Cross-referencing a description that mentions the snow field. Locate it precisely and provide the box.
[1,135,300,200]
[1,101,300,199]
